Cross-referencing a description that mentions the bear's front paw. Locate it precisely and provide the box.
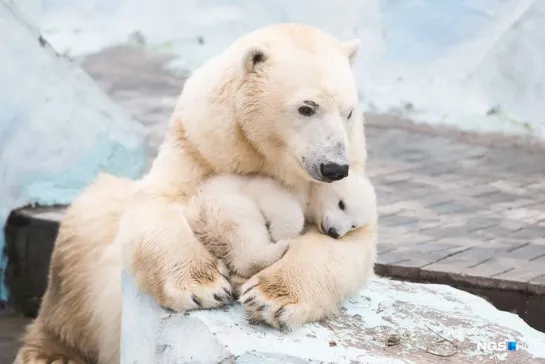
[239,268,332,330]
[156,259,234,312]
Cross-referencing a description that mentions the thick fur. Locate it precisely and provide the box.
[16,23,377,363]
[185,174,303,279]
[308,169,377,238]
[187,171,376,285]
[15,173,131,364]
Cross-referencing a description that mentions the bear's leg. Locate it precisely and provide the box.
[239,223,377,330]
[15,319,86,364]
[189,193,290,279]
[120,194,234,312]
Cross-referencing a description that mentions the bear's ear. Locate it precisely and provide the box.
[243,46,268,73]
[340,39,361,63]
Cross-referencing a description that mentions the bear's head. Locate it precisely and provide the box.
[235,24,362,184]
[308,171,376,239]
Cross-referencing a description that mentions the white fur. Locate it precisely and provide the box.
[16,24,377,364]
[186,174,303,278]
[308,172,377,238]
[187,171,375,279]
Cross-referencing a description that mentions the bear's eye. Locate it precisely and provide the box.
[298,106,315,117]
[347,110,353,119]
[338,200,345,210]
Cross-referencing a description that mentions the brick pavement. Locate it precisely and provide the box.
[365,126,545,292]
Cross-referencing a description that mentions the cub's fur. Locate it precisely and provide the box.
[187,171,376,283]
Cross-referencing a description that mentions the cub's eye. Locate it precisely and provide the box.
[338,200,345,210]
[298,105,315,117]
[347,110,353,119]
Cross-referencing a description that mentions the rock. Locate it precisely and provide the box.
[121,272,545,363]
[0,0,148,299]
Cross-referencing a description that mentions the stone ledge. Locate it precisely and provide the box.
[121,272,545,363]
[376,261,544,295]
[375,263,545,333]
[4,206,545,335]
[6,206,65,228]
[3,207,65,316]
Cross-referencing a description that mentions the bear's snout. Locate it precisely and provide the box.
[326,227,340,239]
[320,162,349,182]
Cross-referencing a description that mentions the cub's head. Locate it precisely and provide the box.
[309,172,376,239]
[235,23,361,183]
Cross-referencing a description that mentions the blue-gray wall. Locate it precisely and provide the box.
[0,0,148,300]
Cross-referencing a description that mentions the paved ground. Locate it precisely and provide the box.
[0,310,28,364]
[1,45,544,361]
[366,124,545,284]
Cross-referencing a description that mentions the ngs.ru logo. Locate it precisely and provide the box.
[477,340,527,352]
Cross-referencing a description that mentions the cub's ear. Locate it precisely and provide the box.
[340,39,361,63]
[243,45,268,73]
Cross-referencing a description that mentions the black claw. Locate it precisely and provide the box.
[247,317,260,325]
[192,295,202,307]
[274,307,285,320]
[243,296,254,305]
[278,320,287,330]
[161,305,177,313]
[220,272,230,282]
[223,287,233,297]
[242,283,258,296]
[244,312,257,325]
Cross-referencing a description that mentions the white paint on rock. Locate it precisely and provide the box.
[38,0,545,139]
[121,272,545,364]
[0,0,148,299]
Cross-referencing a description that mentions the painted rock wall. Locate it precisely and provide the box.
[0,0,148,300]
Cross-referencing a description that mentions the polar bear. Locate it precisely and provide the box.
[188,171,376,282]
[16,23,377,364]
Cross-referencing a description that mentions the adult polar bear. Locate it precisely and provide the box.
[16,23,377,364]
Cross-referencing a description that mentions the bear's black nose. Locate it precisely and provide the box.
[320,163,349,182]
[327,227,340,239]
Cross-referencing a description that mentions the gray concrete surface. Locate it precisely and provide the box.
[0,310,29,364]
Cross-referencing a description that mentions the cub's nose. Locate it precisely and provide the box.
[320,163,349,182]
[327,227,340,239]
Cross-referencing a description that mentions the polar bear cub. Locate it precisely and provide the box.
[186,175,303,280]
[186,171,376,280]
[308,171,377,239]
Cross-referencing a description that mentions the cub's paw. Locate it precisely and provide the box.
[261,239,290,265]
[239,271,322,330]
[155,258,234,312]
[267,215,304,242]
